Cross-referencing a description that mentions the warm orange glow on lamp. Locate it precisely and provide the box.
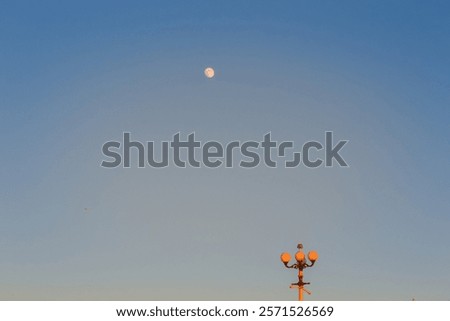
[280,244,319,301]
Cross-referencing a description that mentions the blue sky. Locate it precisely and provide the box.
[0,1,449,300]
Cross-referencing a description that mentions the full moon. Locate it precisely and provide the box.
[204,67,215,79]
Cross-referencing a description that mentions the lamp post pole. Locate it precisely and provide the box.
[280,243,318,301]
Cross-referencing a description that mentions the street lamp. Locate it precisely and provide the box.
[280,243,318,301]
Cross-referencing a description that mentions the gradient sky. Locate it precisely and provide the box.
[0,1,449,300]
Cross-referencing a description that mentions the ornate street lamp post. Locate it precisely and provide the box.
[280,243,319,301]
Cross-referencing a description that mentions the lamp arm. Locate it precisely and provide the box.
[304,261,315,268]
[284,262,298,269]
